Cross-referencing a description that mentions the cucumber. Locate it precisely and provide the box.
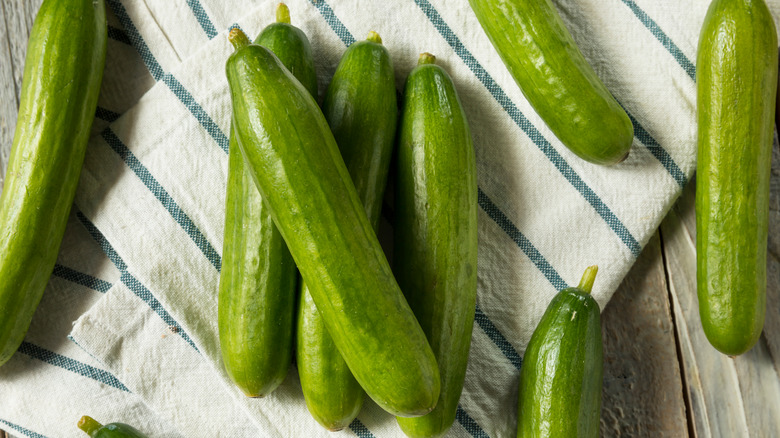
[218,3,315,397]
[296,31,396,430]
[77,416,147,438]
[0,0,106,367]
[226,29,439,417]
[516,266,602,438]
[696,0,777,356]
[394,53,478,438]
[468,0,633,165]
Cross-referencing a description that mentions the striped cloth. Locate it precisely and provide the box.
[2,0,779,436]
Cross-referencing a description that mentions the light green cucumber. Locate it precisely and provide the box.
[0,0,106,366]
[516,267,603,438]
[394,53,478,438]
[297,30,397,431]
[77,416,147,438]
[218,3,315,397]
[226,29,439,417]
[468,0,633,164]
[696,0,778,356]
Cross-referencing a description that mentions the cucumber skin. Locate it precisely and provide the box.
[226,43,440,417]
[0,0,106,366]
[696,0,777,356]
[394,63,478,438]
[468,0,633,165]
[516,288,602,438]
[256,22,318,98]
[297,38,397,430]
[88,424,147,438]
[218,20,317,397]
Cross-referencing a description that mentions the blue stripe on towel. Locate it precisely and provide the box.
[52,264,113,293]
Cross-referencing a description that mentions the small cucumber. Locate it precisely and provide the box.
[218,3,315,397]
[394,53,478,438]
[0,0,106,366]
[226,29,439,417]
[77,416,147,438]
[468,0,633,164]
[516,266,602,438]
[296,31,396,430]
[696,0,777,356]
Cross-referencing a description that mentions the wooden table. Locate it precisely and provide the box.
[2,1,780,437]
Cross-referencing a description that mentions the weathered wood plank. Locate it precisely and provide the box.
[661,176,780,438]
[600,231,689,437]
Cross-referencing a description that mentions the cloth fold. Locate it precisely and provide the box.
[3,0,780,437]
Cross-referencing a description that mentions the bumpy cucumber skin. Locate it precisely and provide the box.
[696,0,777,356]
[0,0,106,366]
[394,62,478,438]
[226,42,440,417]
[256,22,318,97]
[218,17,317,397]
[296,37,397,430]
[516,288,602,438]
[468,0,633,165]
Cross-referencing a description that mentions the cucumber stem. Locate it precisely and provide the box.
[77,416,103,436]
[276,3,291,24]
[229,28,251,51]
[366,30,382,44]
[418,52,436,65]
[577,265,598,294]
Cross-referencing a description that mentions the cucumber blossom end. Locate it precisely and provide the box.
[366,30,382,44]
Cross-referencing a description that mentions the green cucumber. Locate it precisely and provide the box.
[296,31,397,430]
[468,0,633,165]
[696,0,777,356]
[226,29,439,417]
[0,0,106,366]
[218,3,315,397]
[394,53,478,438]
[516,266,602,438]
[77,416,147,438]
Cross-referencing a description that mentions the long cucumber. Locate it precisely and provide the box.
[394,53,478,438]
[218,3,315,397]
[226,29,439,417]
[0,0,106,366]
[468,0,633,164]
[696,0,778,356]
[296,31,397,431]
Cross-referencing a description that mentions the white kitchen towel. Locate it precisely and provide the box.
[3,0,780,437]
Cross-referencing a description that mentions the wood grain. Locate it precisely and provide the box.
[600,231,689,437]
[661,178,780,438]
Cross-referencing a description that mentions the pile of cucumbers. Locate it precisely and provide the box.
[0,0,776,436]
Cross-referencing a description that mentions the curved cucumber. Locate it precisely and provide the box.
[696,0,777,356]
[77,416,147,438]
[468,0,633,164]
[296,31,397,430]
[394,53,478,438]
[218,3,315,397]
[226,29,439,417]
[0,0,106,366]
[516,267,602,438]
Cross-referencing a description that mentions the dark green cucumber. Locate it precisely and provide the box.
[226,29,439,417]
[218,3,316,397]
[468,0,633,165]
[77,416,147,438]
[516,267,602,438]
[0,0,106,367]
[394,53,478,438]
[296,31,397,431]
[696,0,777,356]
